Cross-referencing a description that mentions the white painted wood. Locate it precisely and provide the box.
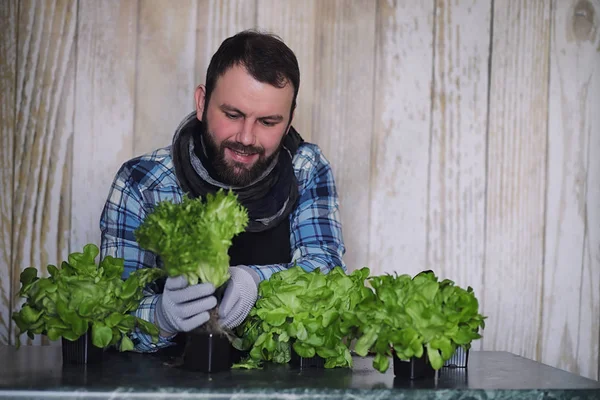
[483,0,551,361]
[368,1,434,278]
[134,0,198,156]
[311,0,377,272]
[0,0,597,379]
[256,0,316,142]
[195,0,257,92]
[71,0,137,253]
[426,0,491,317]
[586,73,600,379]
[542,0,600,380]
[0,0,18,345]
[11,0,77,346]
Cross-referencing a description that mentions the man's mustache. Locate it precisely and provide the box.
[222,141,264,155]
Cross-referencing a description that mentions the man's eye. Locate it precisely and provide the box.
[225,112,240,120]
[261,120,276,127]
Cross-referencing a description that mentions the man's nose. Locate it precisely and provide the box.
[235,119,256,146]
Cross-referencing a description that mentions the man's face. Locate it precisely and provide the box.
[195,65,295,186]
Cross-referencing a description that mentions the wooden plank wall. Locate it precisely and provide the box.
[543,0,600,379]
[0,0,18,346]
[0,0,598,380]
[484,0,551,364]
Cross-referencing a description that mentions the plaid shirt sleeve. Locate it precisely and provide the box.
[244,143,347,281]
[99,156,180,353]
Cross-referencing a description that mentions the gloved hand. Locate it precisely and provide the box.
[218,266,259,329]
[155,275,217,336]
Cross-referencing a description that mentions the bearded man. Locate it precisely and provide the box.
[99,30,346,352]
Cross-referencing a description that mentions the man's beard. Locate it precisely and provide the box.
[202,124,281,187]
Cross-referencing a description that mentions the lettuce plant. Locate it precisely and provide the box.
[134,189,248,289]
[12,243,164,351]
[348,270,486,372]
[233,266,372,369]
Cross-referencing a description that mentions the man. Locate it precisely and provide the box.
[99,30,346,352]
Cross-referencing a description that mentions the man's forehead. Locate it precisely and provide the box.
[214,65,292,92]
[210,66,294,115]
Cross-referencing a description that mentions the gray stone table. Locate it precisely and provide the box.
[0,344,598,399]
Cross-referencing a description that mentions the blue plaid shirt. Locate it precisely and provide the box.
[99,143,346,352]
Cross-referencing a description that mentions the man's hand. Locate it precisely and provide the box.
[155,275,217,336]
[218,266,259,329]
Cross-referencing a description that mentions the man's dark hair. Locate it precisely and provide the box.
[204,30,300,119]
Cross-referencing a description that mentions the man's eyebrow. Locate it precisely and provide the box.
[220,104,245,116]
[220,104,284,121]
[261,114,284,122]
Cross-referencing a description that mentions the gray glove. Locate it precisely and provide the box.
[155,275,217,335]
[218,266,259,329]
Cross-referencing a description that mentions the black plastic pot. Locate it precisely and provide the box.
[438,364,469,384]
[393,352,435,380]
[182,331,232,373]
[61,332,103,365]
[179,281,235,373]
[230,347,247,365]
[290,350,326,368]
[443,346,469,368]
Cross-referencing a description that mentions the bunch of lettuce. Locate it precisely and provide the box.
[347,270,486,372]
[12,243,165,351]
[233,266,373,369]
[134,189,248,288]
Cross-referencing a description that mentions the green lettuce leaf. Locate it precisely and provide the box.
[11,244,165,350]
[234,266,372,369]
[350,270,486,373]
[134,189,248,288]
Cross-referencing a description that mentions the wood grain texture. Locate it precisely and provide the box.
[427,0,490,317]
[256,0,316,142]
[11,0,77,346]
[195,0,257,89]
[542,0,600,380]
[134,0,198,156]
[483,0,551,360]
[71,0,138,253]
[586,37,600,378]
[312,0,376,272]
[368,0,434,277]
[0,0,597,379]
[0,0,18,345]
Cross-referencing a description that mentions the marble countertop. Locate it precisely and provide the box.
[0,345,598,399]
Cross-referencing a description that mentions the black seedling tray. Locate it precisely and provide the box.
[62,331,103,365]
[182,331,232,373]
[393,352,435,380]
[290,351,326,368]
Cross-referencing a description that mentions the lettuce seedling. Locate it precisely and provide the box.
[134,189,248,289]
[12,243,165,351]
[233,266,372,369]
[349,270,486,372]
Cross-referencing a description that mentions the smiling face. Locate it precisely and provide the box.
[195,64,295,186]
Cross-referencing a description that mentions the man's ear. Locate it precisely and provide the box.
[194,85,207,121]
